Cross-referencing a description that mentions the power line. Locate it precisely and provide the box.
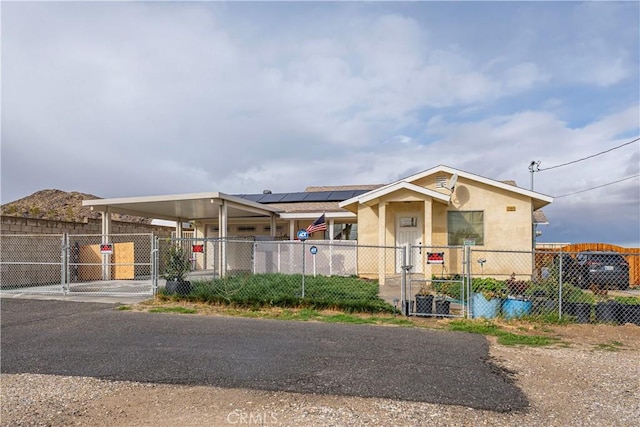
[555,173,640,198]
[538,137,639,172]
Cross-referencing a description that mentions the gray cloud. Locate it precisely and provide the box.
[1,1,638,245]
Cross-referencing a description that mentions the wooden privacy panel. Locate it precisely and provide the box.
[113,242,134,279]
[78,242,135,281]
[78,244,104,281]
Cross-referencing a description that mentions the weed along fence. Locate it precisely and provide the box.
[2,233,640,325]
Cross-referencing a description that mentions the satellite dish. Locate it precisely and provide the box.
[447,174,458,192]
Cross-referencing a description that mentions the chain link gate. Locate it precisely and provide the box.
[403,245,469,318]
[0,233,156,296]
[65,233,155,296]
[0,234,66,294]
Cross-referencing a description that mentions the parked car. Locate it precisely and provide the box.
[570,252,630,290]
[551,253,579,283]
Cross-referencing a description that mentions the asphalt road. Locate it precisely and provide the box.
[0,298,527,412]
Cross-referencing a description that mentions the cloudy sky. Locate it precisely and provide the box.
[2,1,639,246]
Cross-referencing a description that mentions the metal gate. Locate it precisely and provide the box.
[0,233,156,296]
[404,245,468,318]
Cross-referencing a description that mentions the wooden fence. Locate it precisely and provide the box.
[536,243,640,287]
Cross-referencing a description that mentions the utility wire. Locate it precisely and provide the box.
[555,173,640,198]
[538,137,639,172]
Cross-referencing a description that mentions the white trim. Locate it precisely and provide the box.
[339,165,553,209]
[83,191,281,214]
[358,181,450,205]
[402,165,553,204]
[339,181,450,208]
[279,212,356,220]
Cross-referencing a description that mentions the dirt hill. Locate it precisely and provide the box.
[1,189,150,223]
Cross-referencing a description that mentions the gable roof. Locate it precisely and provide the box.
[339,165,553,211]
[353,181,451,206]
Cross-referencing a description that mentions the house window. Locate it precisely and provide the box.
[237,226,256,232]
[447,211,484,245]
[399,217,418,228]
[333,223,357,240]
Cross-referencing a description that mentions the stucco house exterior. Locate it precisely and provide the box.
[83,165,552,280]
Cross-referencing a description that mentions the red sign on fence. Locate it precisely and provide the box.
[427,252,444,264]
[100,243,113,254]
[192,244,204,253]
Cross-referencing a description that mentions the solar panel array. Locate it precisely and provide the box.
[235,189,369,204]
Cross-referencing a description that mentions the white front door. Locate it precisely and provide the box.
[396,214,422,273]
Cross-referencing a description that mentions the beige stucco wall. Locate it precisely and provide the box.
[354,173,535,279]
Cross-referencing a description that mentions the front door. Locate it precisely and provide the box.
[396,214,422,273]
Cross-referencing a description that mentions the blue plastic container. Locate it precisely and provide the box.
[472,293,501,319]
[503,298,532,319]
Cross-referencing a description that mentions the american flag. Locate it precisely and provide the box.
[306,214,327,234]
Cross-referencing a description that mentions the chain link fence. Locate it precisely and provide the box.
[0,233,155,296]
[2,232,639,324]
[466,249,640,325]
[66,234,154,295]
[405,246,467,318]
[0,234,65,293]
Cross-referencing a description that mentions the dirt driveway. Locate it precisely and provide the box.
[2,317,639,426]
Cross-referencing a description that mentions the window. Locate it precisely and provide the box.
[237,226,256,232]
[399,217,418,228]
[436,176,447,188]
[333,223,357,240]
[447,211,484,245]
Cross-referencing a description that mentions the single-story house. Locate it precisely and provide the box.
[83,165,552,279]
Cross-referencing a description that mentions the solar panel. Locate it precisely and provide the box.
[328,190,359,200]
[258,193,287,203]
[280,192,308,203]
[303,191,333,202]
[235,188,374,204]
[237,194,263,202]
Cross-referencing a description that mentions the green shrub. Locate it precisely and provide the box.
[171,274,395,314]
[614,296,640,305]
[471,277,507,300]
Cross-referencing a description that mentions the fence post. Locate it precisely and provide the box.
[465,245,472,319]
[558,248,564,319]
[152,236,159,295]
[400,246,408,315]
[301,240,306,298]
[61,233,68,294]
[252,242,257,274]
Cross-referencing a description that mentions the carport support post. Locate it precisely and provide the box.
[219,201,227,277]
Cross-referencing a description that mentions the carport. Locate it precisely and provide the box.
[83,192,282,279]
[83,192,282,239]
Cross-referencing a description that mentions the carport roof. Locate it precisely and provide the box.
[83,192,281,221]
